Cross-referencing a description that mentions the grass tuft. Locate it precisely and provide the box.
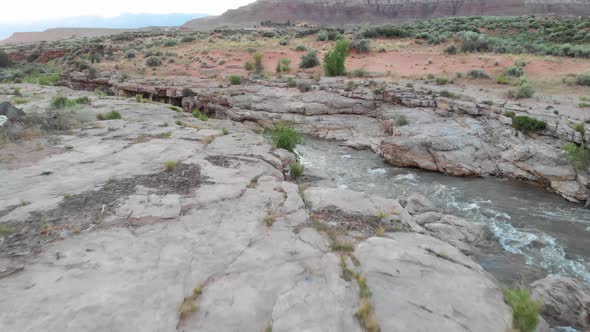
[503,287,542,332]
[164,160,178,172]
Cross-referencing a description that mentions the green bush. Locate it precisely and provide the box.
[276,58,291,73]
[74,96,91,105]
[299,50,320,69]
[125,49,136,59]
[324,39,352,76]
[504,66,525,77]
[352,39,371,53]
[512,115,546,134]
[467,69,490,79]
[503,288,543,332]
[163,39,178,47]
[51,95,91,109]
[271,124,303,152]
[576,73,590,86]
[192,109,208,121]
[182,88,195,97]
[253,52,264,74]
[508,79,535,99]
[96,111,122,120]
[443,44,458,55]
[435,77,449,85]
[290,162,305,180]
[297,81,312,92]
[563,143,590,171]
[146,56,162,67]
[229,75,242,85]
[497,75,511,85]
[181,36,196,43]
[295,45,307,52]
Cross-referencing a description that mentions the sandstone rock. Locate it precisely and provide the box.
[403,193,439,215]
[355,235,513,332]
[531,276,590,329]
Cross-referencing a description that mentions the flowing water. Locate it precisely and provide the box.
[298,137,590,284]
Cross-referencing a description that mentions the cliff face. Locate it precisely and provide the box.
[183,0,590,29]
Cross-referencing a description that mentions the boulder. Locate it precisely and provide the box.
[531,276,590,329]
[403,193,439,215]
[0,102,25,121]
[355,235,513,331]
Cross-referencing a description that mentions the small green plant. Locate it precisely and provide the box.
[164,160,178,172]
[576,73,590,86]
[290,162,305,180]
[497,75,511,85]
[146,56,162,67]
[331,240,354,252]
[0,225,16,236]
[50,95,75,109]
[74,96,91,105]
[264,214,276,227]
[508,79,535,99]
[440,90,460,99]
[394,115,409,126]
[563,143,590,171]
[512,116,546,134]
[299,50,320,69]
[351,39,371,53]
[443,44,458,55]
[13,87,21,96]
[275,58,291,73]
[253,52,264,74]
[229,75,242,85]
[435,77,448,85]
[96,111,122,120]
[505,111,516,118]
[192,109,208,121]
[222,127,230,135]
[295,45,306,52]
[178,285,203,321]
[467,69,490,79]
[504,66,525,77]
[575,123,585,135]
[296,81,312,92]
[324,39,351,76]
[167,105,182,112]
[503,287,542,332]
[271,124,303,152]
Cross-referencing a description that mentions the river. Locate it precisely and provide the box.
[298,137,590,285]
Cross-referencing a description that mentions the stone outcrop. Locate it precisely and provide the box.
[531,276,590,329]
[0,84,522,331]
[183,0,590,29]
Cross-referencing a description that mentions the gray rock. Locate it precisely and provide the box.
[531,276,590,330]
[355,235,513,331]
[0,102,25,121]
[404,193,439,215]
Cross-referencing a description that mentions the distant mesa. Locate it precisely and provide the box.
[183,0,590,29]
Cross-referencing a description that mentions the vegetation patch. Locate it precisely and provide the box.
[512,116,546,134]
[508,79,535,99]
[299,50,320,69]
[96,111,122,121]
[270,123,303,152]
[563,143,590,171]
[290,162,305,180]
[324,39,351,77]
[229,75,242,85]
[503,287,543,332]
[179,285,204,321]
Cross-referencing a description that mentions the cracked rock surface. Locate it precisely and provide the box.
[0,85,514,331]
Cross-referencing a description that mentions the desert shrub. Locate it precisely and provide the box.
[497,75,511,85]
[508,79,535,99]
[467,69,490,79]
[279,39,290,46]
[276,58,291,73]
[444,44,458,55]
[164,160,177,171]
[435,77,449,85]
[394,115,409,126]
[74,96,91,105]
[504,66,525,77]
[0,51,12,68]
[324,39,352,76]
[505,111,516,118]
[253,52,264,74]
[576,73,590,86]
[352,39,371,53]
[515,59,527,67]
[503,288,542,332]
[295,45,306,52]
[125,49,136,59]
[181,36,195,43]
[512,115,546,134]
[229,75,242,85]
[351,69,368,78]
[50,95,76,109]
[96,111,122,120]
[271,123,303,152]
[192,109,208,121]
[440,90,459,99]
[317,30,329,41]
[299,50,320,69]
[297,81,312,92]
[287,77,296,87]
[563,143,590,171]
[182,88,195,97]
[460,31,491,53]
[290,162,305,180]
[146,56,162,67]
[163,39,178,47]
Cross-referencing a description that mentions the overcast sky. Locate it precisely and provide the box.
[1,0,256,23]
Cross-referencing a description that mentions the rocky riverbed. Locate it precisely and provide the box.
[1,83,589,331]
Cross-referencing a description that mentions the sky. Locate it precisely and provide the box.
[0,0,256,23]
